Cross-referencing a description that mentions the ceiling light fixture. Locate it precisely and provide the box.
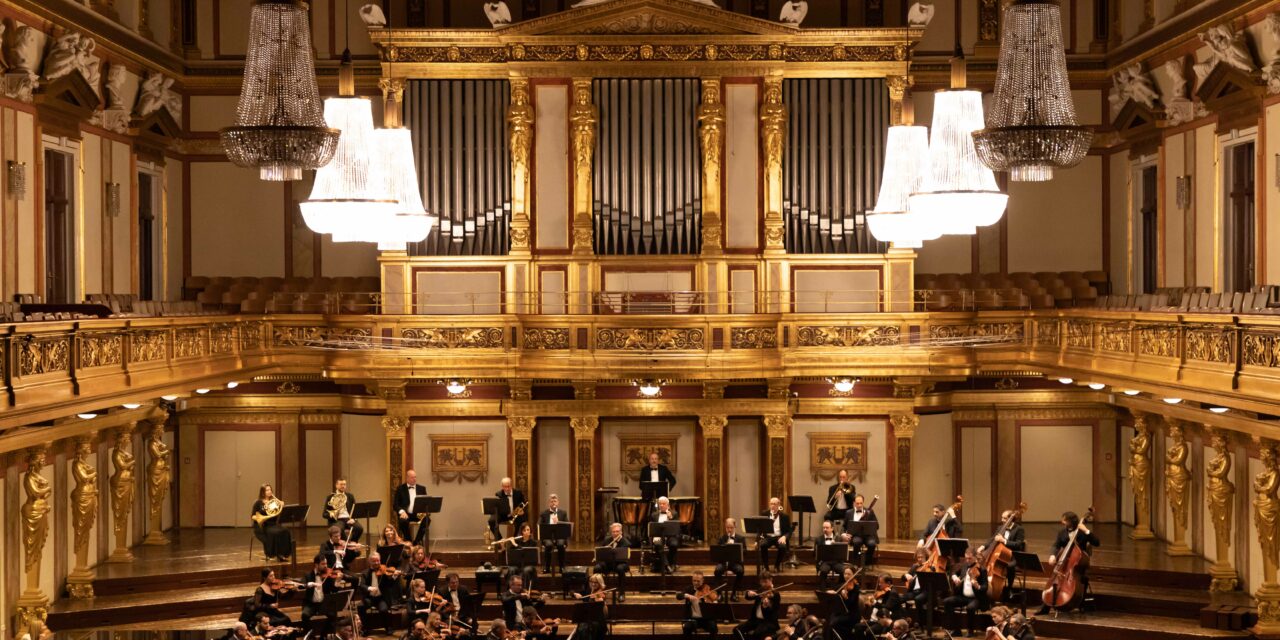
[121,403,142,409]
[1087,382,1106,390]
[445,379,468,395]
[77,413,98,420]
[1057,377,1073,384]
[195,388,211,394]
[1208,407,1230,414]
[160,394,179,401]
[1122,389,1141,396]
[1163,398,1183,404]
[226,382,239,389]
[635,379,664,398]
[867,125,939,248]
[830,377,858,394]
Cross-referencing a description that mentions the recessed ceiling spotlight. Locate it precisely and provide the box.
[1163,398,1183,404]
[194,388,211,394]
[77,413,98,420]
[1208,407,1230,414]
[160,394,179,401]
[1122,389,1140,396]
[121,403,142,409]
[1058,377,1074,384]
[226,381,240,389]
[1087,382,1106,390]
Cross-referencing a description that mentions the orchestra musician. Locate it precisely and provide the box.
[649,496,682,574]
[501,523,540,589]
[917,503,963,548]
[594,522,631,602]
[251,484,293,562]
[407,544,448,575]
[379,523,414,559]
[641,451,677,497]
[815,520,851,584]
[230,621,254,640]
[394,470,430,542]
[320,524,363,570]
[977,509,1026,601]
[443,572,475,626]
[252,568,295,627]
[1005,613,1035,640]
[300,554,337,623]
[734,571,782,640]
[571,573,611,640]
[538,494,570,574]
[844,494,879,565]
[407,578,437,621]
[867,572,906,622]
[901,548,932,610]
[778,604,817,640]
[405,618,431,640]
[1036,510,1100,615]
[941,546,989,638]
[484,619,509,640]
[500,575,543,627]
[886,619,912,640]
[679,571,719,640]
[361,552,401,614]
[824,469,856,523]
[489,477,528,539]
[519,604,560,640]
[714,518,746,599]
[253,612,298,639]
[824,565,860,640]
[986,606,1012,640]
[324,478,364,543]
[758,497,792,573]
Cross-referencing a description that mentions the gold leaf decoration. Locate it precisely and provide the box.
[596,327,705,350]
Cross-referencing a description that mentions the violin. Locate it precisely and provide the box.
[267,577,302,592]
[873,575,895,600]
[922,496,963,573]
[375,563,403,578]
[692,582,723,603]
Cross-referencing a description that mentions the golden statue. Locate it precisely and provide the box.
[759,79,787,177]
[507,76,534,251]
[21,448,51,574]
[110,427,136,560]
[698,80,725,174]
[1206,431,1237,590]
[145,423,171,543]
[71,438,99,552]
[1129,415,1154,539]
[1164,423,1191,552]
[1256,444,1280,586]
[569,79,598,253]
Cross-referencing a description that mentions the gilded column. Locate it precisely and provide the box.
[698,78,725,255]
[508,76,534,255]
[569,78,597,255]
[887,75,912,126]
[508,417,536,502]
[383,414,409,525]
[1252,438,1280,633]
[66,434,99,598]
[570,417,600,543]
[16,446,51,634]
[108,423,137,563]
[699,414,728,541]
[974,0,1002,57]
[1129,412,1156,540]
[379,77,406,128]
[1205,428,1237,592]
[891,413,919,539]
[144,419,171,545]
[760,76,787,254]
[1164,420,1194,556]
[763,415,791,505]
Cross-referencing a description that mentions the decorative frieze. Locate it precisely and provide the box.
[730,327,777,349]
[401,327,506,349]
[522,328,570,350]
[796,325,900,347]
[1138,324,1179,357]
[1098,323,1133,353]
[19,336,70,375]
[78,332,123,368]
[1186,326,1234,363]
[596,327,705,350]
[129,330,167,363]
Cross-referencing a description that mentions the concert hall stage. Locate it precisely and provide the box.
[47,523,1248,640]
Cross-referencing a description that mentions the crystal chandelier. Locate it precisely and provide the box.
[867,125,940,248]
[330,127,437,247]
[909,54,1008,235]
[220,0,339,181]
[973,0,1093,181]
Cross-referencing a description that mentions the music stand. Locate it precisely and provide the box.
[701,601,736,628]
[647,520,682,581]
[640,480,670,502]
[915,570,951,636]
[815,543,849,585]
[815,589,850,639]
[571,600,609,635]
[318,588,355,634]
[277,504,310,570]
[377,544,404,569]
[538,523,573,577]
[936,538,969,563]
[742,516,775,574]
[594,546,629,597]
[413,568,442,591]
[787,495,817,548]
[505,546,541,570]
[352,501,381,544]
[1012,551,1043,616]
[413,496,443,546]
[844,520,880,566]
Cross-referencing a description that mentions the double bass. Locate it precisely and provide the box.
[1041,507,1095,610]
[982,502,1027,601]
[921,496,963,572]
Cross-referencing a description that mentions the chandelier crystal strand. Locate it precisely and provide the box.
[867,125,939,249]
[220,0,339,181]
[973,0,1093,181]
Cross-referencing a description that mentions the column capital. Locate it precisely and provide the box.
[573,381,597,400]
[891,413,920,438]
[766,378,792,400]
[699,415,728,437]
[382,414,409,436]
[702,381,727,399]
[763,414,792,437]
[509,379,533,401]
[570,416,599,438]
[508,416,537,438]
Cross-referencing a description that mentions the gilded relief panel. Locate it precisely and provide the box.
[402,327,506,349]
[797,325,900,347]
[129,330,167,363]
[173,328,208,359]
[78,333,123,368]
[1185,327,1234,363]
[730,327,777,349]
[19,337,70,375]
[522,328,570,350]
[1065,320,1093,348]
[1098,323,1132,353]
[1138,325,1179,357]
[596,328,705,350]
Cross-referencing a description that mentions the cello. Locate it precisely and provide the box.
[1041,507,1095,610]
[921,496,963,572]
[982,502,1027,601]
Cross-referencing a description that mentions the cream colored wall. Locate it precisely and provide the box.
[1164,133,1188,287]
[83,134,105,296]
[409,419,508,539]
[958,426,993,525]
[1007,156,1104,273]
[1267,104,1280,285]
[1019,424,1092,522]
[189,163,285,277]
[536,419,572,510]
[600,419,696,497]
[1119,425,1135,526]
[111,140,134,294]
[320,238,379,277]
[1108,150,1131,293]
[416,271,503,314]
[1194,124,1216,288]
[304,429,336,527]
[792,270,880,312]
[202,430,278,527]
[726,418,760,522]
[340,414,388,529]
[725,83,759,250]
[535,84,570,251]
[165,159,185,300]
[912,413,953,535]
[790,418,888,522]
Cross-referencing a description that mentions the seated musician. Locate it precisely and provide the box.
[406,618,431,640]
[449,615,477,640]
[594,522,632,602]
[490,477,528,539]
[641,452,677,496]
[1005,613,1035,640]
[778,605,816,640]
[1037,510,1100,614]
[815,520,851,583]
[844,494,879,565]
[734,571,782,640]
[407,544,448,576]
[867,573,906,622]
[394,469,429,542]
[251,484,293,562]
[825,565,860,640]
[501,575,543,627]
[538,494,570,574]
[917,503,962,548]
[824,469,856,523]
[977,509,1026,601]
[501,523,540,589]
[361,551,401,614]
[320,524,362,570]
[986,606,1013,640]
[679,571,718,640]
[484,619,509,640]
[442,572,474,626]
[252,568,294,627]
[571,574,610,640]
[650,496,681,574]
[887,619,913,640]
[519,605,560,640]
[942,546,989,638]
[901,548,931,609]
[714,518,746,599]
[757,497,791,573]
[300,554,337,623]
[378,523,414,557]
[324,478,364,543]
[407,578,436,621]
[253,612,295,640]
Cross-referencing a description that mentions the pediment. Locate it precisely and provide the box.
[35,71,101,114]
[1112,99,1165,133]
[500,0,795,37]
[130,107,182,140]
[1194,62,1266,112]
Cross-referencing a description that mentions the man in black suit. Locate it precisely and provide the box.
[639,452,677,497]
[319,524,362,570]
[489,477,528,539]
[324,478,363,543]
[844,494,879,565]
[649,496,681,574]
[594,522,631,602]
[824,469,856,523]
[679,571,718,640]
[714,518,746,599]
[815,520,850,584]
[977,508,1026,601]
[393,469,429,542]
[757,497,791,572]
[734,571,782,640]
[442,572,475,627]
[499,575,541,627]
[917,503,962,549]
[942,546,989,638]
[538,494,570,574]
[300,554,337,623]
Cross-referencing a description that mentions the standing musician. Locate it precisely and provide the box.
[251,484,293,562]
[714,518,746,599]
[442,572,475,627]
[324,478,364,543]
[538,494,570,574]
[300,554,337,623]
[824,565,861,640]
[941,546,988,638]
[594,522,632,602]
[734,571,782,640]
[679,571,719,640]
[649,496,682,574]
[845,494,879,565]
[641,451,677,497]
[1037,510,1100,615]
[917,503,963,548]
[500,575,543,628]
[394,469,429,542]
[320,524,363,570]
[758,497,792,573]
[500,523,540,589]
[977,509,1026,601]
[489,477,528,540]
[815,520,850,584]
[824,469,856,523]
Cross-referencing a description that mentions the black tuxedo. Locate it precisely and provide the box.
[679,585,718,639]
[319,538,360,570]
[757,510,792,570]
[393,483,429,540]
[538,508,570,572]
[920,515,962,544]
[490,488,528,536]
[500,590,540,627]
[638,463,677,496]
[983,521,1026,600]
[824,482,856,522]
[300,570,337,621]
[443,584,475,624]
[815,534,848,580]
[648,508,681,573]
[734,589,781,640]
[324,491,364,543]
[714,533,746,593]
[942,561,989,636]
[844,507,880,564]
[593,533,631,599]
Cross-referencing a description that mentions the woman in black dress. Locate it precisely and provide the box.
[252,483,293,561]
[253,568,294,627]
[501,523,540,589]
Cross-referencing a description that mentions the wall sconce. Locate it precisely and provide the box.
[6,161,26,200]
[1175,175,1191,210]
[105,182,122,217]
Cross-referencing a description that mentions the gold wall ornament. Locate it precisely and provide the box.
[276,381,301,394]
[890,412,919,538]
[19,336,71,375]
[401,327,506,348]
[1035,319,1061,346]
[760,76,786,253]
[570,416,599,542]
[273,325,327,347]
[1186,326,1234,363]
[21,446,51,584]
[730,327,777,349]
[67,435,99,598]
[1254,440,1280,626]
[763,414,791,502]
[508,417,536,495]
[619,433,679,482]
[1164,421,1194,556]
[796,325,901,347]
[886,75,910,125]
[239,321,265,350]
[210,323,236,354]
[1129,412,1155,540]
[1205,430,1238,592]
[570,78,598,255]
[522,328,570,350]
[173,327,209,359]
[1098,323,1133,353]
[429,434,491,484]
[78,332,123,368]
[129,329,167,362]
[806,432,870,482]
[508,76,534,254]
[700,414,726,541]
[698,77,725,254]
[1243,331,1280,367]
[1065,319,1093,348]
[144,422,171,545]
[1138,324,1179,357]
[596,327,705,350]
[108,425,136,562]
[379,76,406,128]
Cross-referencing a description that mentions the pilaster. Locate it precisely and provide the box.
[1204,427,1238,592]
[16,445,51,635]
[763,414,791,503]
[144,418,171,545]
[699,414,728,542]
[508,416,537,504]
[66,433,98,598]
[570,78,597,256]
[570,416,600,543]
[508,76,534,255]
[760,75,786,255]
[891,413,919,540]
[698,77,724,255]
[383,414,409,525]
[1164,419,1194,556]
